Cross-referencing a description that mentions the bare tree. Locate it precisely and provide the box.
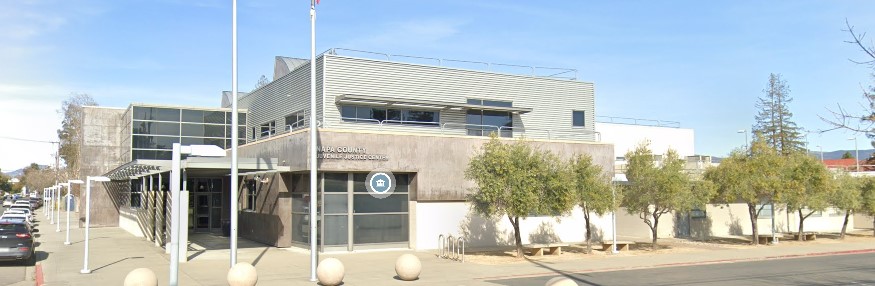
[821,19,875,139]
[57,93,98,179]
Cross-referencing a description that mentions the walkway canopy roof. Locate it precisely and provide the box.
[103,157,280,180]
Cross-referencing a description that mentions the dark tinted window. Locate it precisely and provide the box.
[0,223,27,234]
[204,111,225,124]
[133,135,179,149]
[132,150,173,160]
[573,111,585,127]
[181,110,204,123]
[324,173,347,192]
[133,121,180,136]
[341,106,356,118]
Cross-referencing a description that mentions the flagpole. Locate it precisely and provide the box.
[308,0,319,282]
[230,0,240,267]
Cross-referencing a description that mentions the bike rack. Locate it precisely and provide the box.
[438,234,465,262]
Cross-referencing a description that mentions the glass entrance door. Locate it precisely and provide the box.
[194,194,211,232]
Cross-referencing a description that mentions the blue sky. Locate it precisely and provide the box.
[1,0,874,171]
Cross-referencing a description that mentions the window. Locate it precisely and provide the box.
[260,121,276,137]
[573,110,585,127]
[129,180,142,208]
[466,99,513,137]
[690,208,706,219]
[244,179,257,211]
[757,204,773,219]
[340,105,439,126]
[285,113,306,130]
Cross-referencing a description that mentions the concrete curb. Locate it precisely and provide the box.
[34,262,44,286]
[475,248,875,281]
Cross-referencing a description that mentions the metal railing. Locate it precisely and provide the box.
[596,116,680,128]
[438,234,465,262]
[328,48,578,80]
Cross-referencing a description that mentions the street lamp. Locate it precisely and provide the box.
[53,185,62,228]
[64,180,84,245]
[737,129,748,149]
[815,145,823,162]
[848,137,859,171]
[80,176,110,274]
[169,144,225,286]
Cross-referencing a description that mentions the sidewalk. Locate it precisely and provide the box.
[34,207,875,286]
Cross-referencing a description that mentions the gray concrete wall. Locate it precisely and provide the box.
[238,129,614,201]
[78,106,129,227]
[238,172,293,247]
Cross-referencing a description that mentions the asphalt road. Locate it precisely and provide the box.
[0,204,38,286]
[486,252,875,286]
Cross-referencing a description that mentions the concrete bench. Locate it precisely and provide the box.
[602,241,636,251]
[523,243,569,256]
[790,232,817,241]
[755,234,784,244]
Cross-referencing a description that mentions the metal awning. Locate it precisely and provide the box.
[103,160,170,181]
[103,157,281,180]
[335,94,533,114]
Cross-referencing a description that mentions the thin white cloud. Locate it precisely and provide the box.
[341,18,466,50]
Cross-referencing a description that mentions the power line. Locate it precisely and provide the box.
[0,136,58,144]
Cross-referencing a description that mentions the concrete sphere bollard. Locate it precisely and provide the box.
[227,262,258,286]
[123,268,157,286]
[394,254,422,281]
[545,276,578,286]
[316,258,345,286]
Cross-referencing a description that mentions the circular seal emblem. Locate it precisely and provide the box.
[366,171,396,199]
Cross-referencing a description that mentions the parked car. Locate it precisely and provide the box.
[1,199,12,207]
[10,203,31,211]
[0,214,32,227]
[0,220,35,265]
[28,198,41,208]
[2,209,32,223]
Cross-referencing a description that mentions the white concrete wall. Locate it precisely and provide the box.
[595,122,695,158]
[414,202,613,250]
[413,201,862,250]
[118,208,145,237]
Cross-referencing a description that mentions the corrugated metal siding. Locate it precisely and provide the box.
[239,57,324,142]
[321,55,596,140]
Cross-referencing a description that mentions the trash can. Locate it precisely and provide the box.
[222,220,231,237]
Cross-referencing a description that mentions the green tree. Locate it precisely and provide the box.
[861,177,875,236]
[622,142,712,249]
[780,152,833,241]
[570,154,613,253]
[57,93,97,178]
[466,135,576,257]
[753,73,805,156]
[842,151,854,159]
[705,136,786,245]
[831,172,862,239]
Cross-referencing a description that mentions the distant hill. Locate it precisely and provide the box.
[2,165,50,177]
[709,149,874,164]
[818,149,875,160]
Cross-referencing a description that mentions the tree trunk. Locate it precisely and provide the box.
[840,211,851,239]
[651,213,660,250]
[509,216,523,258]
[584,212,592,254]
[797,209,805,241]
[748,204,759,245]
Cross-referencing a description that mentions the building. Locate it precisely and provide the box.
[76,49,614,253]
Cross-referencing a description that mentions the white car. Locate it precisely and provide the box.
[0,214,33,227]
[3,209,32,222]
[1,199,12,207]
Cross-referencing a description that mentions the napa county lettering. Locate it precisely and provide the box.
[317,146,389,161]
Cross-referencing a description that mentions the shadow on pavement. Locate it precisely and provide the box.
[92,256,144,272]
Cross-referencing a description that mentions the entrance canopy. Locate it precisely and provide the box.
[104,157,281,180]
